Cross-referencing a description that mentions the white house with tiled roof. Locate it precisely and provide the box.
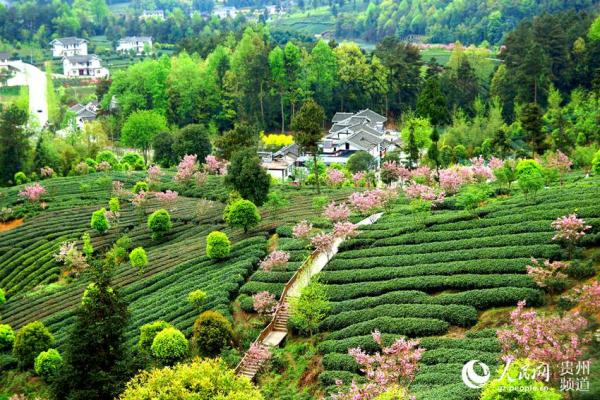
[117,36,153,54]
[63,55,109,78]
[50,37,88,58]
[322,109,389,156]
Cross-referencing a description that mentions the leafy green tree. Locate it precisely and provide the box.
[121,110,168,162]
[0,104,30,185]
[173,124,212,162]
[416,75,449,126]
[119,358,263,400]
[543,85,572,152]
[206,231,231,259]
[132,181,149,194]
[13,321,54,369]
[347,151,376,173]
[0,324,15,352]
[91,208,110,234]
[225,148,270,206]
[34,348,63,382]
[129,247,148,274]
[520,103,545,156]
[167,52,203,126]
[224,199,261,233]
[151,327,188,366]
[187,290,207,311]
[291,100,325,193]
[589,15,600,41]
[192,311,233,357]
[138,321,173,354]
[427,128,441,178]
[214,123,258,160]
[516,159,544,200]
[153,131,178,167]
[334,42,370,111]
[147,209,172,239]
[306,40,337,113]
[406,127,419,169]
[269,46,287,132]
[289,279,330,337]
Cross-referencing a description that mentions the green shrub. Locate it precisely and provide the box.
[138,320,173,353]
[14,171,29,185]
[455,184,493,212]
[187,289,207,310]
[192,310,233,357]
[275,225,293,238]
[13,321,54,369]
[0,288,5,305]
[566,259,596,279]
[122,152,146,170]
[96,150,119,167]
[516,159,544,199]
[34,348,63,381]
[224,199,261,233]
[0,324,15,352]
[327,317,449,340]
[592,149,600,174]
[238,294,254,312]
[90,208,110,233]
[132,181,150,194]
[129,247,148,273]
[206,231,231,259]
[109,197,120,213]
[147,209,172,239]
[151,327,188,365]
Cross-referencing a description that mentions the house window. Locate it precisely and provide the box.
[345,143,350,150]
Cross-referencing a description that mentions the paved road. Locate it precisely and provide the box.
[5,61,48,127]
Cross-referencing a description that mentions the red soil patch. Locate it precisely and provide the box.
[0,218,23,232]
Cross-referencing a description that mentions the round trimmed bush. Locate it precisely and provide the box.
[224,199,261,233]
[187,290,207,310]
[192,310,233,357]
[138,320,173,353]
[147,209,172,239]
[96,150,119,167]
[206,231,231,259]
[0,324,15,352]
[151,327,188,365]
[14,171,29,185]
[0,288,5,305]
[132,181,150,194]
[90,208,110,233]
[122,152,146,170]
[129,247,148,273]
[13,321,54,369]
[34,348,63,381]
[109,197,120,213]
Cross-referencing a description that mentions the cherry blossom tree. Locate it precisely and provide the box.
[489,157,504,170]
[497,300,588,376]
[545,151,572,185]
[154,190,178,210]
[112,181,124,196]
[551,214,591,258]
[55,241,88,277]
[327,169,346,186]
[333,222,358,239]
[470,156,494,182]
[174,154,198,182]
[204,155,227,175]
[404,183,445,204]
[194,171,208,186]
[311,232,335,254]
[526,258,568,299]
[349,190,384,215]
[147,165,162,185]
[245,342,272,372]
[252,291,277,316]
[352,171,367,187]
[332,330,423,400]
[292,220,312,239]
[96,160,111,172]
[569,281,600,317]
[410,166,432,184]
[260,250,290,272]
[19,183,46,203]
[40,167,54,178]
[323,202,351,222]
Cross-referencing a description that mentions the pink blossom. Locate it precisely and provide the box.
[96,160,111,172]
[333,222,358,239]
[40,166,54,178]
[349,190,384,215]
[546,150,572,173]
[410,166,432,184]
[204,155,227,175]
[112,180,124,196]
[174,154,198,182]
[489,156,504,170]
[404,183,445,203]
[323,202,351,222]
[497,301,588,371]
[352,171,367,186]
[75,162,90,175]
[469,156,494,182]
[260,250,289,272]
[332,330,423,399]
[104,210,120,223]
[382,161,410,185]
[131,190,147,208]
[154,190,178,209]
[526,258,568,289]
[252,291,277,316]
[245,342,272,369]
[292,220,312,239]
[55,241,88,276]
[311,232,335,253]
[147,165,162,183]
[551,214,591,243]
[19,183,46,203]
[570,282,600,316]
[327,168,346,186]
[194,171,208,186]
[438,168,466,194]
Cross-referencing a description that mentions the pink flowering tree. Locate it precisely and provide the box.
[551,214,592,258]
[470,156,494,182]
[311,232,335,254]
[352,171,367,187]
[323,202,351,222]
[252,291,277,316]
[404,183,445,204]
[96,160,111,172]
[333,222,358,239]
[349,190,383,215]
[74,162,90,175]
[154,190,178,210]
[497,301,588,380]
[174,154,198,183]
[147,165,162,186]
[327,168,346,187]
[204,155,227,175]
[260,250,290,272]
[381,161,411,186]
[112,180,124,197]
[40,167,54,179]
[438,168,466,194]
[545,151,572,185]
[245,342,272,373]
[19,183,46,204]
[410,166,432,184]
[332,330,423,400]
[569,281,600,318]
[55,241,88,277]
[292,220,312,239]
[489,156,504,170]
[526,258,568,300]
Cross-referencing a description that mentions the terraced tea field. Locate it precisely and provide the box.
[316,177,600,399]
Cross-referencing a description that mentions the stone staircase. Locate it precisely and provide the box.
[273,302,289,331]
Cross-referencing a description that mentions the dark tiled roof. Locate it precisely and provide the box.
[64,54,99,63]
[332,112,354,122]
[51,37,87,46]
[355,108,386,124]
[344,129,384,151]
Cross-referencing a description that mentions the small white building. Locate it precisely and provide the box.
[63,55,109,79]
[116,36,153,54]
[261,144,299,181]
[0,52,10,66]
[50,37,88,58]
[213,6,238,18]
[69,102,97,130]
[141,9,165,20]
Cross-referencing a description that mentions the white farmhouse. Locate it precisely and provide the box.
[260,144,299,181]
[69,102,97,130]
[212,6,238,19]
[50,37,88,58]
[63,55,109,79]
[141,9,165,20]
[116,36,153,54]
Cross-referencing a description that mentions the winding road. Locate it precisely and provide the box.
[5,60,48,127]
